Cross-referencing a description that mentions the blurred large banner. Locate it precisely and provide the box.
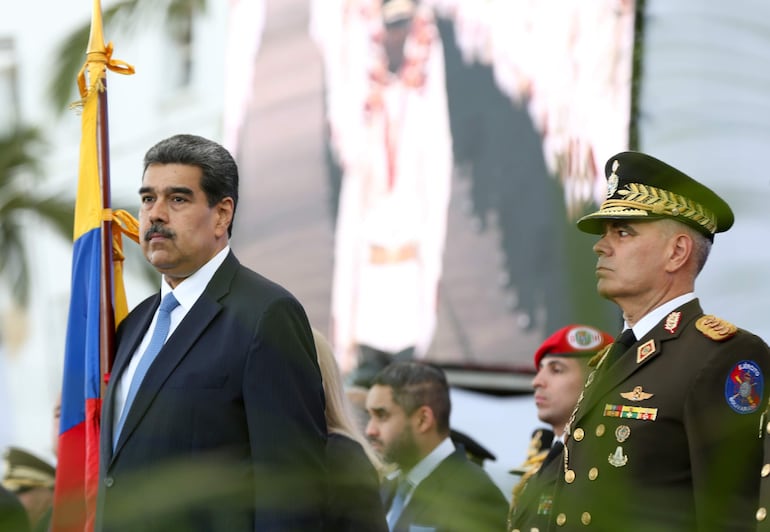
[227,0,640,387]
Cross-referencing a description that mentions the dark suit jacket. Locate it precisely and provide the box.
[382,447,508,532]
[324,433,387,532]
[96,252,327,531]
[550,299,770,531]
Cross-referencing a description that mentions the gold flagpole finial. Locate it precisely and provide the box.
[87,0,107,59]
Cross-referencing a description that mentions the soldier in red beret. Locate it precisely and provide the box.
[508,325,613,532]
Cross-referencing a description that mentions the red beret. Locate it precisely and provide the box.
[533,324,614,370]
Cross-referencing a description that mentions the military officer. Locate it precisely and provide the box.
[508,324,613,532]
[547,151,770,531]
[2,447,56,531]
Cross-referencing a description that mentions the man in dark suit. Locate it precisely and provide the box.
[548,151,770,530]
[96,134,327,531]
[365,361,507,532]
[508,324,613,532]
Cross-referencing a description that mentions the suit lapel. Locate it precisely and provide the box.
[381,475,398,509]
[111,253,239,459]
[395,450,462,530]
[575,300,702,425]
[102,297,157,463]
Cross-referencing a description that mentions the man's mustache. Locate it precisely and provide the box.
[144,223,174,240]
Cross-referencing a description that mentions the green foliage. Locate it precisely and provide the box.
[0,126,75,306]
[48,0,208,115]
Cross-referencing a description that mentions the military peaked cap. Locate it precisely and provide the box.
[577,151,734,239]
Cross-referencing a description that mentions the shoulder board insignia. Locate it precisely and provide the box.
[696,315,737,341]
[589,345,612,367]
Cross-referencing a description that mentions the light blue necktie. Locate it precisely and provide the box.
[387,475,412,531]
[113,292,179,449]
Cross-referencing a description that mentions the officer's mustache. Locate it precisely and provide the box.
[144,223,175,241]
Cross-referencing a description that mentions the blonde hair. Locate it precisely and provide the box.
[312,328,383,473]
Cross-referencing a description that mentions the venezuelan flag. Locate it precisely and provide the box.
[51,2,134,530]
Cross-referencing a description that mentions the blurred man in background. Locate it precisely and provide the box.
[366,361,507,531]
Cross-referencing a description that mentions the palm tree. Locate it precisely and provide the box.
[49,0,207,113]
[37,0,211,294]
[0,0,194,311]
[0,125,74,307]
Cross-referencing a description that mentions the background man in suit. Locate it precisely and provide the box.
[96,134,327,531]
[365,361,507,531]
[549,151,770,530]
[508,324,613,532]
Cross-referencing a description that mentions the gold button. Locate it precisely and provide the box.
[565,469,576,483]
[763,464,770,477]
[573,428,585,441]
[556,513,567,526]
[595,424,605,437]
[588,467,598,480]
[757,507,767,522]
[766,421,770,435]
[530,529,539,532]
[581,512,592,525]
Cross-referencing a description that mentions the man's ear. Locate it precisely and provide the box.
[413,405,436,434]
[666,232,693,273]
[215,197,234,237]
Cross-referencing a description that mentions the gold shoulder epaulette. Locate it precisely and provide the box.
[696,315,737,341]
[589,344,612,367]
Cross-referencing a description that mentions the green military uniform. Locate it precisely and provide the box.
[509,324,614,532]
[508,437,562,532]
[549,301,770,530]
[548,151,770,530]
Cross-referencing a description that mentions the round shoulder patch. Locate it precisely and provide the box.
[724,360,764,414]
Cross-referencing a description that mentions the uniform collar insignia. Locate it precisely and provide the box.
[664,311,681,334]
[636,339,657,364]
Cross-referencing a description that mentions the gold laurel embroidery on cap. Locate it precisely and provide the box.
[696,315,737,341]
[613,183,717,233]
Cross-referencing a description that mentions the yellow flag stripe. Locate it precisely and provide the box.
[73,62,104,242]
